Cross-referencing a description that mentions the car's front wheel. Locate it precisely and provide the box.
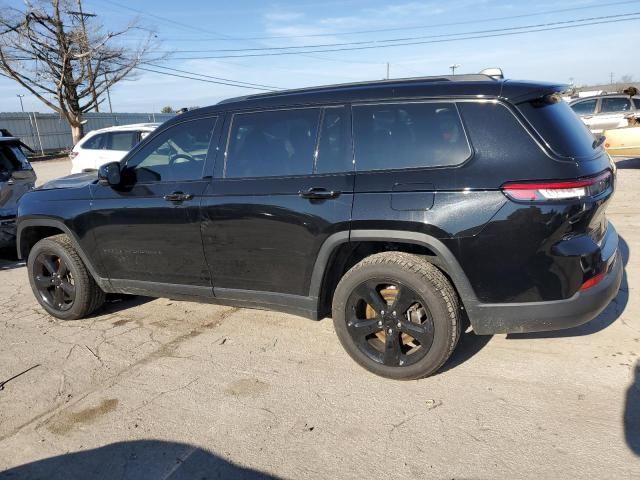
[332,252,461,380]
[28,234,105,320]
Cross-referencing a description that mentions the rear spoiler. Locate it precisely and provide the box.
[18,141,34,153]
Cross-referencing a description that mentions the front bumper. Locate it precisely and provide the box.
[0,217,17,247]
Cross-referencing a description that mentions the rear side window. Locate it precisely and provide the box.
[570,99,596,115]
[634,98,640,109]
[352,102,470,171]
[81,133,106,150]
[518,97,598,159]
[600,97,632,113]
[225,108,321,178]
[107,131,139,151]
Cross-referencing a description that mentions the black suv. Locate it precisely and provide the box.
[1,134,36,248]
[16,74,622,379]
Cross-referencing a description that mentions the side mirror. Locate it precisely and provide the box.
[98,162,121,186]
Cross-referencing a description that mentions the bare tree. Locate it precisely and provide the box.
[0,0,162,144]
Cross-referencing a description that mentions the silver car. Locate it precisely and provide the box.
[569,94,640,134]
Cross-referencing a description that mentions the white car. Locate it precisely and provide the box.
[70,123,160,174]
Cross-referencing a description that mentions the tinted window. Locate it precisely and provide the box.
[0,145,20,179]
[633,98,640,109]
[570,99,596,115]
[226,108,320,178]
[353,102,470,171]
[600,97,632,113]
[518,98,598,159]
[125,118,216,183]
[107,131,138,151]
[82,133,106,150]
[316,107,351,174]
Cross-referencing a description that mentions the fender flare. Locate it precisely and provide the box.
[308,229,480,316]
[17,218,111,291]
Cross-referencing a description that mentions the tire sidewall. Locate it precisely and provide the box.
[333,261,456,380]
[27,239,88,320]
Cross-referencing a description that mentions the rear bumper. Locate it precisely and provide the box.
[0,217,17,247]
[469,249,622,334]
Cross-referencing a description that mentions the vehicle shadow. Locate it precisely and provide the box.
[614,157,640,169]
[0,247,24,271]
[506,234,630,339]
[625,362,640,456]
[0,440,281,480]
[90,294,155,317]
[440,328,493,374]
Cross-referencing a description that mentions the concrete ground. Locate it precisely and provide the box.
[0,157,638,479]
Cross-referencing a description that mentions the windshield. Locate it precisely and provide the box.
[517,96,600,160]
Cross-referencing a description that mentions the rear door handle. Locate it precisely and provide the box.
[299,187,340,200]
[163,191,194,203]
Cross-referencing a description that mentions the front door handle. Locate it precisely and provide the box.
[163,191,194,203]
[299,187,340,200]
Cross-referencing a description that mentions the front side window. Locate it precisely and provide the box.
[570,99,597,115]
[107,131,139,151]
[81,133,106,150]
[125,118,216,183]
[352,102,471,171]
[600,97,632,113]
[225,108,321,178]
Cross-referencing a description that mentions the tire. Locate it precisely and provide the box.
[332,252,460,380]
[27,234,105,320]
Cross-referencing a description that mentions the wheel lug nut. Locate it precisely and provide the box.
[393,311,396,316]
[397,322,401,328]
[377,320,382,326]
[380,310,385,315]
[387,328,392,334]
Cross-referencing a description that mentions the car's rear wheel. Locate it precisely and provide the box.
[332,252,460,380]
[28,234,105,320]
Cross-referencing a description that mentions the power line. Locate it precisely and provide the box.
[160,12,640,54]
[143,63,281,89]
[129,65,277,91]
[105,0,640,42]
[169,14,640,60]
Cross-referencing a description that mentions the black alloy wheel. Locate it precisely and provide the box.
[32,252,76,311]
[346,279,434,368]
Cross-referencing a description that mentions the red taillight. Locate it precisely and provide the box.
[580,272,606,291]
[502,171,611,202]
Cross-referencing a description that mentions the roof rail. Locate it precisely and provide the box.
[218,72,501,105]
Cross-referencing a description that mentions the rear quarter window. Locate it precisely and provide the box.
[517,98,599,160]
[352,102,471,171]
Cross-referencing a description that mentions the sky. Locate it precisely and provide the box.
[0,0,639,113]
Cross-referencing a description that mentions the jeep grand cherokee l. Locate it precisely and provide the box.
[16,73,622,379]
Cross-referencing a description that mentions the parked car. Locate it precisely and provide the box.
[0,134,36,248]
[569,93,640,134]
[17,72,621,379]
[70,123,160,174]
[602,125,640,157]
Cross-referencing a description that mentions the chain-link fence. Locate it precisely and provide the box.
[0,112,175,155]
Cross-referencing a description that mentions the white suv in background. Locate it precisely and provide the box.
[70,123,160,174]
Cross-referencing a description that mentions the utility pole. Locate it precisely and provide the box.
[104,73,113,113]
[610,72,615,86]
[449,64,461,75]
[69,0,99,112]
[16,94,25,112]
[386,62,390,80]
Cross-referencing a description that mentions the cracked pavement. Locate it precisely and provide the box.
[0,157,638,479]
